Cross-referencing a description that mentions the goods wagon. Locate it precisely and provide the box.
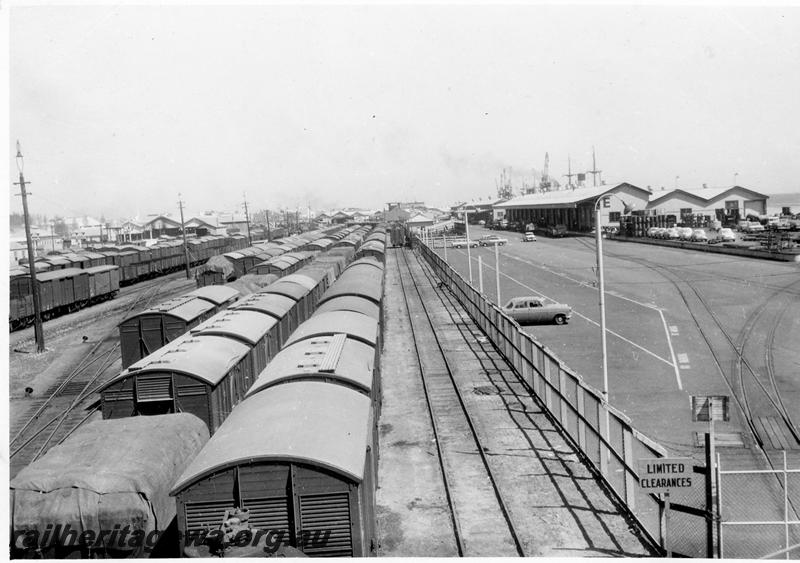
[190,308,280,382]
[229,292,299,347]
[314,295,381,321]
[11,414,208,558]
[305,238,335,252]
[285,310,380,350]
[186,285,240,308]
[225,274,280,297]
[86,265,120,301]
[196,255,235,287]
[170,382,376,557]
[118,296,219,369]
[101,332,253,433]
[354,240,386,262]
[260,277,319,327]
[315,258,385,310]
[389,222,407,247]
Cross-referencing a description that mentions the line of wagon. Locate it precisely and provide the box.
[11,225,388,558]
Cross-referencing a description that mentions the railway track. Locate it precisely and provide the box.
[9,276,180,477]
[572,237,799,451]
[394,247,526,557]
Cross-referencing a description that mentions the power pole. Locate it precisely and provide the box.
[588,146,602,187]
[178,193,191,279]
[265,208,271,241]
[14,141,45,352]
[242,193,252,245]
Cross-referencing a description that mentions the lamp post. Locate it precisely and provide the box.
[594,192,633,476]
[594,193,635,404]
[462,209,474,283]
[733,172,738,186]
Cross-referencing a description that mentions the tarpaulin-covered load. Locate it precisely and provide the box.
[200,255,234,279]
[224,273,279,297]
[10,414,209,558]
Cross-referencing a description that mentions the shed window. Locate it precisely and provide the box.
[609,212,621,222]
[680,208,692,217]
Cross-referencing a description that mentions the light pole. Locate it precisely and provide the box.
[462,209,474,283]
[733,172,739,186]
[594,193,635,404]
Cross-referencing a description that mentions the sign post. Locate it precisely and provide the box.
[443,234,447,263]
[638,457,694,557]
[478,256,484,293]
[692,395,729,559]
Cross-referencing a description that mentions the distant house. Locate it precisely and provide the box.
[331,211,353,225]
[316,213,332,226]
[406,212,434,231]
[142,215,183,238]
[185,217,219,236]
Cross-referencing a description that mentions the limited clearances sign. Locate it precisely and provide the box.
[637,458,694,493]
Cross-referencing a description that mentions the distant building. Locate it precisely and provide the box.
[645,185,769,223]
[496,182,652,232]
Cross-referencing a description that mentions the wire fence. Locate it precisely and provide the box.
[414,235,713,556]
[719,453,800,559]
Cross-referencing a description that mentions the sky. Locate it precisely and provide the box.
[5,3,800,221]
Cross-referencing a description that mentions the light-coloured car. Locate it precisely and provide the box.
[522,232,537,242]
[451,238,478,248]
[691,229,708,242]
[647,226,661,238]
[678,227,694,241]
[478,234,508,246]
[502,296,572,325]
[718,228,736,242]
[664,227,680,240]
[745,222,765,233]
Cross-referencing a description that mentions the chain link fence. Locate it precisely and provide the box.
[719,454,800,559]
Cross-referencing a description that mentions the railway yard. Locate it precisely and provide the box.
[7,223,800,558]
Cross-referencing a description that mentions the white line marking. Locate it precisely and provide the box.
[659,310,683,390]
[450,246,676,368]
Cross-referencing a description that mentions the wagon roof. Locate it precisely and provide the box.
[191,309,278,345]
[121,295,215,324]
[38,256,72,266]
[314,295,381,320]
[103,333,251,387]
[33,268,88,281]
[230,292,295,319]
[261,279,309,300]
[187,285,240,306]
[318,268,384,305]
[246,336,374,397]
[85,265,119,274]
[171,382,370,493]
[285,310,378,347]
[280,273,320,291]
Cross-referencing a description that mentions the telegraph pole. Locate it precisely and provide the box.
[178,193,191,279]
[14,141,45,352]
[563,155,576,189]
[242,193,252,245]
[265,208,271,241]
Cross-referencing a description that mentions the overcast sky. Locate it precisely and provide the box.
[6,3,800,221]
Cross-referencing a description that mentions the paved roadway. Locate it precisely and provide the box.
[431,226,800,468]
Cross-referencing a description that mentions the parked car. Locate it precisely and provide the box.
[647,227,662,238]
[451,238,478,248]
[691,229,709,243]
[478,234,508,246]
[744,222,765,233]
[502,296,572,325]
[678,227,694,241]
[664,227,681,240]
[718,228,736,242]
[522,232,537,242]
[547,224,568,238]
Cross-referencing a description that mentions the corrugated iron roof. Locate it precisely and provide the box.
[187,285,240,306]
